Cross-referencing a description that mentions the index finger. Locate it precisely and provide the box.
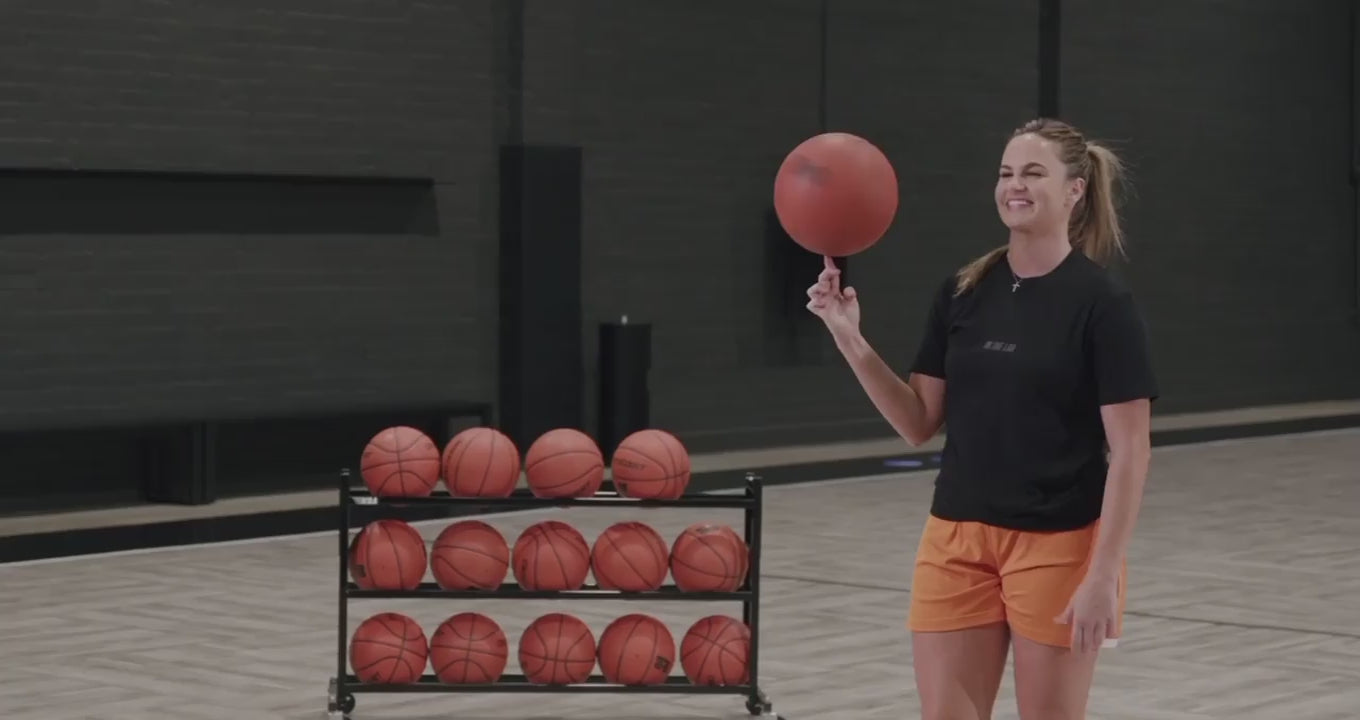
[823,256,838,272]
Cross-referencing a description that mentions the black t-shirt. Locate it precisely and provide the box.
[910,249,1159,531]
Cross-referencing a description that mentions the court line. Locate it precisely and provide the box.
[0,507,564,568]
[0,477,915,568]
[0,488,764,568]
[3,425,1354,568]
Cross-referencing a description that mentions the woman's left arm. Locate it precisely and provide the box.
[1085,286,1159,575]
[1061,288,1158,651]
[1060,287,1158,650]
[1089,399,1153,577]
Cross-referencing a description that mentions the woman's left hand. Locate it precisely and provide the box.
[1055,568,1119,653]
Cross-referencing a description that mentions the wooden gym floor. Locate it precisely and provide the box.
[0,420,1357,719]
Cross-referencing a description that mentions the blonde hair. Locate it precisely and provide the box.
[955,118,1127,296]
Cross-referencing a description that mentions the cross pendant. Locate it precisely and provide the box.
[1012,280,1021,292]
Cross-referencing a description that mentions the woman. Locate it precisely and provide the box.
[806,118,1157,719]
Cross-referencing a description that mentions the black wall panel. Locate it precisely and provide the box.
[1353,0,1360,324]
[0,181,493,431]
[518,0,1039,449]
[498,144,586,449]
[817,1,1039,442]
[1062,0,1360,409]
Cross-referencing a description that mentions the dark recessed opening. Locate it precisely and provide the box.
[0,168,439,236]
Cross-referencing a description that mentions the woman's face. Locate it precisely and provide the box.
[994,133,1083,233]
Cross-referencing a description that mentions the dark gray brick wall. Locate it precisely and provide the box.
[1063,0,1360,411]
[0,1,500,430]
[1,0,1355,455]
[0,0,489,178]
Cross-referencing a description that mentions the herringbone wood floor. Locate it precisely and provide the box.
[1,429,1357,719]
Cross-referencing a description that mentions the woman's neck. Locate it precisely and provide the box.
[1007,229,1072,278]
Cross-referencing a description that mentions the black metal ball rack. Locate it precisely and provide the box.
[326,468,786,720]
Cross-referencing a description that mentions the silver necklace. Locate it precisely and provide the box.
[1011,271,1022,293]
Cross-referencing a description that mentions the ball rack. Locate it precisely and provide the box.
[326,468,786,720]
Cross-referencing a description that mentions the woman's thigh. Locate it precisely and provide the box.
[1011,633,1101,720]
[912,624,1011,720]
[908,516,1012,719]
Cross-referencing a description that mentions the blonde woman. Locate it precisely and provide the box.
[807,118,1157,719]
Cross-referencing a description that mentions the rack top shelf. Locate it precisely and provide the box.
[344,487,757,509]
[346,582,752,601]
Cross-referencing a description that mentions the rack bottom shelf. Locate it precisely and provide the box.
[339,673,751,694]
[328,676,785,718]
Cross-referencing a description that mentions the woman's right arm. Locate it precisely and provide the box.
[805,258,949,447]
[832,329,945,447]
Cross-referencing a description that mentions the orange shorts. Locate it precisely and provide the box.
[907,514,1126,649]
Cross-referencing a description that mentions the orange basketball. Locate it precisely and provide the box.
[512,520,591,591]
[430,612,508,684]
[519,613,597,684]
[524,428,605,498]
[773,132,898,257]
[349,519,427,590]
[597,613,675,685]
[360,426,441,497]
[670,523,749,592]
[706,523,749,585]
[610,429,691,499]
[430,520,509,591]
[349,612,428,684]
[442,427,520,497]
[680,615,750,686]
[715,524,750,583]
[591,521,670,591]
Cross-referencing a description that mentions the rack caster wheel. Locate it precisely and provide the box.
[326,678,356,717]
[326,694,355,716]
[746,698,772,716]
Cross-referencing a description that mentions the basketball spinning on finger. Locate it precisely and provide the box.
[773,132,899,258]
[610,428,691,499]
